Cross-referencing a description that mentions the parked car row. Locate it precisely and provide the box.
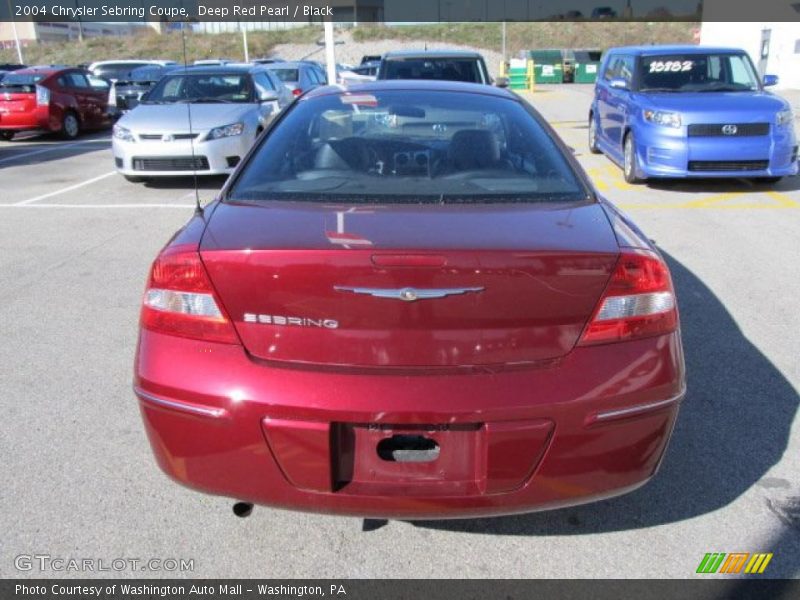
[2,46,796,186]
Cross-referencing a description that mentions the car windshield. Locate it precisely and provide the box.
[228,90,586,204]
[638,53,760,92]
[382,58,484,83]
[143,73,254,104]
[269,68,300,83]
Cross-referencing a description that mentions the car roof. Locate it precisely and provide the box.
[11,66,73,76]
[304,79,515,100]
[607,45,749,56]
[382,50,484,59]
[163,64,265,75]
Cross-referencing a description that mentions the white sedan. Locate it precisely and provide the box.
[112,65,289,181]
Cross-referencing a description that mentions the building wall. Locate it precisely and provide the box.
[700,22,800,90]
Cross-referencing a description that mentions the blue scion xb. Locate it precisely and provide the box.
[589,45,798,184]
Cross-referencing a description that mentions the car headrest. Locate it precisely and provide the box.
[448,129,501,170]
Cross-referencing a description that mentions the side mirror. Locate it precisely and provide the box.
[609,77,628,90]
[494,76,509,89]
[258,90,279,103]
[763,74,779,87]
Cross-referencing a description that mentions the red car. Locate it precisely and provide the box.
[134,81,685,519]
[0,66,111,140]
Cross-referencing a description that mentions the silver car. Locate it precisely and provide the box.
[112,65,289,181]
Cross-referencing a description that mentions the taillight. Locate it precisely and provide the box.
[35,85,50,106]
[292,88,303,97]
[140,245,239,345]
[108,83,117,107]
[578,249,678,346]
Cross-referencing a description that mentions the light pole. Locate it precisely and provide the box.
[6,0,24,63]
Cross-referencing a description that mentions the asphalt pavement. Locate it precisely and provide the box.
[0,85,798,578]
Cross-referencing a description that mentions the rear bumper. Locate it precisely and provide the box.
[635,124,798,179]
[0,106,54,132]
[134,330,685,519]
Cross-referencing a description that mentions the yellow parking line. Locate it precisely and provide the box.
[679,193,739,208]
[616,202,799,210]
[764,190,800,208]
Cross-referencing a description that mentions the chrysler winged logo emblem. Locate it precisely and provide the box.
[334,286,484,302]
[721,124,738,135]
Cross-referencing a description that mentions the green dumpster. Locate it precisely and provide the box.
[528,50,563,84]
[574,50,603,83]
[507,58,531,90]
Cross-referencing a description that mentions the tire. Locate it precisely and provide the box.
[0,131,14,141]
[588,115,601,154]
[60,111,80,140]
[123,175,146,183]
[753,176,782,185]
[623,132,644,184]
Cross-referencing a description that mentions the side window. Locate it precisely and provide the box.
[68,73,90,88]
[619,56,635,84]
[602,55,618,80]
[57,76,68,88]
[87,75,109,90]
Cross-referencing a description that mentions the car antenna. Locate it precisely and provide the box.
[180,21,203,216]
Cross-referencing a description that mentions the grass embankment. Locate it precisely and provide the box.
[352,22,698,54]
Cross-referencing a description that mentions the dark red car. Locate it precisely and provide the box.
[0,66,111,140]
[134,81,685,519]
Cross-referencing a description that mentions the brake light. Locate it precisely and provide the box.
[35,85,50,106]
[140,245,239,345]
[292,88,303,97]
[578,249,678,346]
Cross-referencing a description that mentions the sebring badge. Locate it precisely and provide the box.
[243,314,339,329]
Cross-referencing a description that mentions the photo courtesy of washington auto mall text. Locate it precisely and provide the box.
[14,584,347,598]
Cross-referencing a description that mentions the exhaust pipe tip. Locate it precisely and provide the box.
[233,502,254,518]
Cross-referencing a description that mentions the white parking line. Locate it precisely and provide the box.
[14,171,118,205]
[1,203,197,209]
[0,137,111,165]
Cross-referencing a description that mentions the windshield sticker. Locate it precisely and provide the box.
[648,60,694,73]
[341,94,379,107]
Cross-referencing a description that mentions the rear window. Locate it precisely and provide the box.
[0,73,45,91]
[382,58,485,83]
[94,63,150,80]
[228,90,585,205]
[270,68,300,83]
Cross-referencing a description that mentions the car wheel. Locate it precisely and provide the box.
[61,112,80,140]
[753,176,782,185]
[588,115,600,154]
[0,131,14,141]
[623,133,644,184]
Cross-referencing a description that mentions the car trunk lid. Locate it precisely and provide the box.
[200,201,619,368]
